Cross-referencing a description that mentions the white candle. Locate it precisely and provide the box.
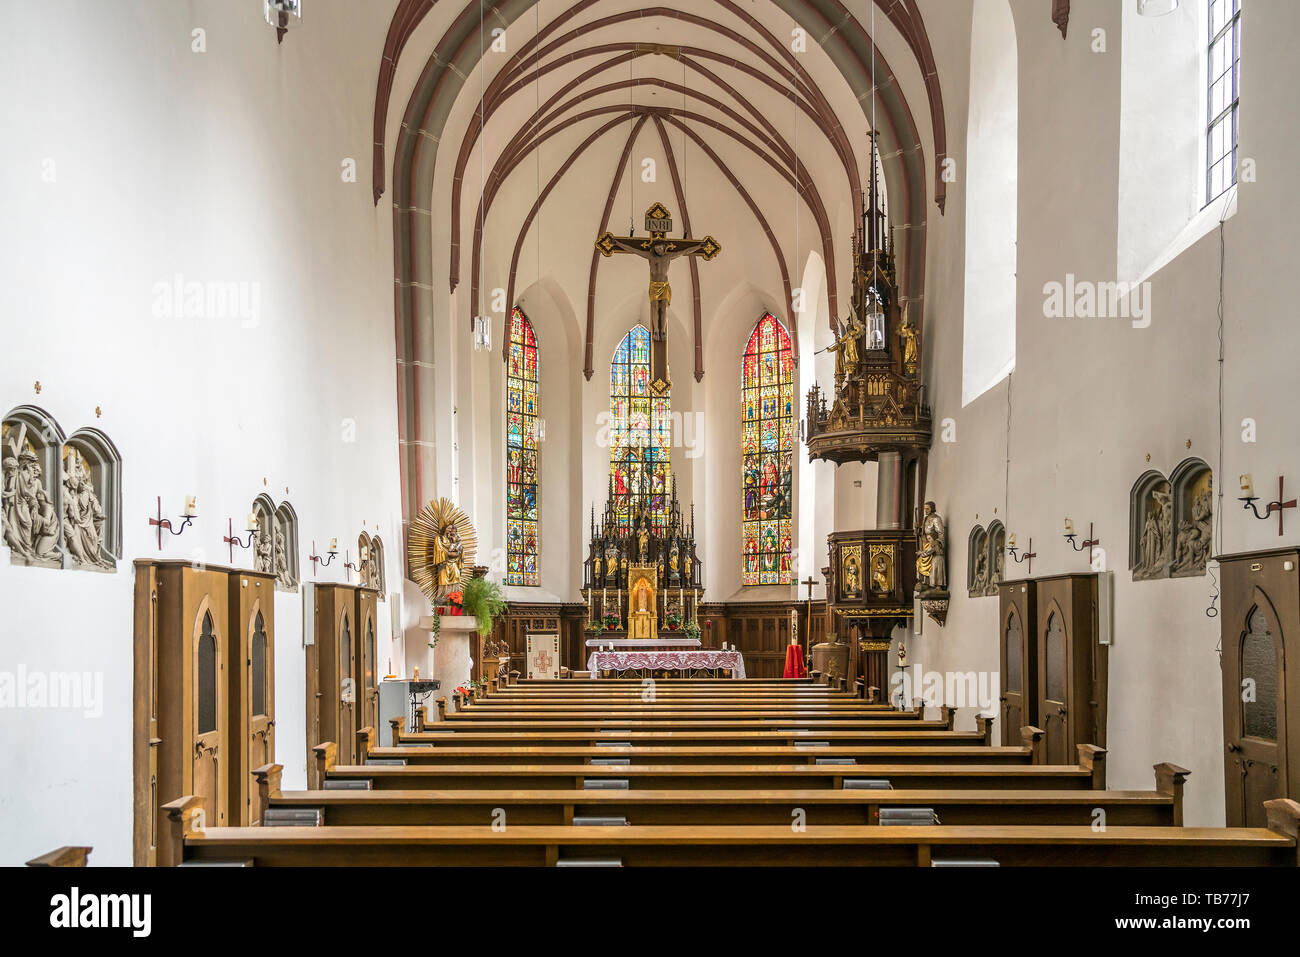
[183,495,197,517]
[1064,518,1074,535]
[360,545,370,562]
[1007,532,1016,549]
[329,537,338,553]
[1240,474,1255,497]
[247,513,259,532]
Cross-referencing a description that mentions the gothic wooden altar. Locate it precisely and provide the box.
[581,484,702,640]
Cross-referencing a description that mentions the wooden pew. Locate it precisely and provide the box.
[421,708,933,729]
[360,744,1035,767]
[256,762,1188,828]
[161,794,1300,867]
[312,741,1107,792]
[386,716,992,749]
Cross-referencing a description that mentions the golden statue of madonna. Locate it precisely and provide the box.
[408,497,478,601]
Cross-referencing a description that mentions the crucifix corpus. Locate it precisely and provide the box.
[595,202,721,394]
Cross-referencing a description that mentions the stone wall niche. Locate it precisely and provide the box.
[985,520,1005,596]
[62,428,121,571]
[370,535,386,597]
[2,406,66,568]
[251,494,276,579]
[273,501,299,591]
[967,524,990,597]
[1129,470,1172,581]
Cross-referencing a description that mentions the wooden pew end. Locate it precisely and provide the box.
[941,705,956,730]
[1020,726,1046,764]
[26,846,92,867]
[161,795,205,867]
[975,713,996,747]
[1263,798,1300,860]
[252,763,284,822]
[357,726,375,763]
[1078,744,1107,789]
[311,741,338,790]
[389,715,406,743]
[1153,763,1190,826]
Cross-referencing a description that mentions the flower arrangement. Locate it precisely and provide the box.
[602,614,620,631]
[460,577,508,637]
[436,590,465,616]
[665,612,684,631]
[683,620,702,642]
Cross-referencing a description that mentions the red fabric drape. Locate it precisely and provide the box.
[782,643,808,679]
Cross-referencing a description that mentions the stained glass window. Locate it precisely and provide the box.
[741,313,794,584]
[505,306,539,585]
[609,325,671,535]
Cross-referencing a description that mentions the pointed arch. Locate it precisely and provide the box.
[505,305,540,585]
[741,312,794,585]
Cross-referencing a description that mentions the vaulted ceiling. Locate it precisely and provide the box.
[373,0,949,523]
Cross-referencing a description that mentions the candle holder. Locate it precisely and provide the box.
[308,540,339,574]
[1240,477,1296,537]
[222,518,258,563]
[1006,536,1037,574]
[1064,522,1100,566]
[343,551,361,582]
[148,496,195,550]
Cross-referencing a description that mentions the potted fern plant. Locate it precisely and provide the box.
[461,575,508,637]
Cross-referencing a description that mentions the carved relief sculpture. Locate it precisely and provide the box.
[1173,473,1213,577]
[2,422,62,566]
[60,447,111,569]
[1133,481,1172,581]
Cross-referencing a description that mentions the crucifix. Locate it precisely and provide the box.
[596,201,721,394]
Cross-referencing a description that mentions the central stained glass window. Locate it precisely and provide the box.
[741,313,793,584]
[609,325,671,535]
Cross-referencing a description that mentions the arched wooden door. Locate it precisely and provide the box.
[337,606,355,764]
[1040,604,1070,765]
[1223,594,1287,827]
[1001,605,1025,743]
[192,607,225,826]
[246,607,274,823]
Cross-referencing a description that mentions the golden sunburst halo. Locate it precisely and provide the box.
[407,497,478,602]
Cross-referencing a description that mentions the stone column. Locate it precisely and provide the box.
[876,451,903,529]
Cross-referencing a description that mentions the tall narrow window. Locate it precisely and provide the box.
[505,306,539,585]
[741,313,793,584]
[197,612,217,735]
[609,325,671,535]
[1206,0,1241,203]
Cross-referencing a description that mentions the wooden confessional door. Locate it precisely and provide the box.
[310,584,358,782]
[229,571,276,825]
[1218,549,1299,827]
[1035,574,1103,767]
[192,606,225,825]
[998,579,1037,747]
[356,589,379,735]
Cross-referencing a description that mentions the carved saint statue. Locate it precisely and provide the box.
[843,555,861,595]
[604,540,619,582]
[871,553,890,594]
[637,520,649,563]
[916,501,948,593]
[593,553,602,581]
[668,540,680,577]
[898,305,919,374]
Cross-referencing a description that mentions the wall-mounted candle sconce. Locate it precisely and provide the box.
[223,514,260,564]
[309,538,339,575]
[1063,518,1100,566]
[1006,533,1037,574]
[148,495,196,550]
[1239,474,1296,536]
